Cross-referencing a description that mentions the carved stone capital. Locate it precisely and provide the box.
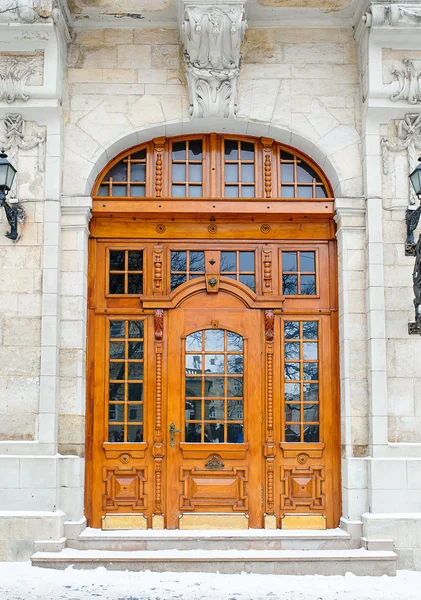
[179,0,247,119]
[390,60,421,104]
[364,3,421,28]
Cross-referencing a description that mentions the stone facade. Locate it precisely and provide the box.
[0,0,420,569]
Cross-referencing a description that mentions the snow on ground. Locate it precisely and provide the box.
[0,564,420,600]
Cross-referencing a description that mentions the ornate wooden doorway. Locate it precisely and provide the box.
[86,134,340,530]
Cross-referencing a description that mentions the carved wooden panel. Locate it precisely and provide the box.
[280,465,325,511]
[180,467,248,512]
[102,466,147,511]
[153,245,164,294]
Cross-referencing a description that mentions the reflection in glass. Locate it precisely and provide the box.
[283,275,298,295]
[227,377,243,397]
[239,274,255,291]
[108,426,124,443]
[304,404,318,422]
[130,163,146,182]
[221,252,236,272]
[204,423,224,443]
[227,331,243,351]
[129,321,144,338]
[128,404,143,422]
[185,423,201,442]
[228,400,243,420]
[128,425,143,443]
[205,377,224,397]
[303,321,318,339]
[205,329,224,351]
[190,251,205,272]
[186,354,202,372]
[285,404,300,421]
[109,404,124,421]
[128,362,143,380]
[128,274,143,294]
[316,186,327,198]
[301,275,316,295]
[303,342,318,360]
[109,274,124,294]
[284,342,300,360]
[185,400,202,420]
[304,383,318,401]
[109,362,125,381]
[300,251,315,272]
[228,424,243,443]
[285,424,300,442]
[284,321,299,339]
[239,252,254,271]
[282,252,297,272]
[241,142,254,160]
[128,251,143,271]
[205,400,224,420]
[171,251,187,272]
[110,342,125,359]
[110,251,125,270]
[185,377,202,397]
[171,274,187,290]
[109,383,124,401]
[172,141,186,160]
[303,362,318,381]
[225,139,238,159]
[284,363,300,381]
[128,342,143,359]
[112,185,127,197]
[189,139,203,159]
[285,383,300,401]
[297,162,316,183]
[128,383,143,401]
[107,163,127,182]
[227,355,243,374]
[205,355,224,374]
[304,425,319,442]
[186,331,202,352]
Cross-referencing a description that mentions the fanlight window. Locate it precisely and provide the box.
[93,135,332,200]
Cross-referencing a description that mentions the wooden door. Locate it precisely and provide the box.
[165,299,263,529]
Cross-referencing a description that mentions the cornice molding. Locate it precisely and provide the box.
[363,3,421,28]
[179,0,247,119]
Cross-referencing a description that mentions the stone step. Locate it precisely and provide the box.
[67,527,355,552]
[31,547,397,576]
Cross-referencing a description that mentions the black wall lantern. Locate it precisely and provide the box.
[407,157,421,334]
[0,149,19,240]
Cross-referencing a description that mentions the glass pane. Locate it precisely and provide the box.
[284,342,300,360]
[131,150,146,160]
[108,426,124,443]
[281,186,295,198]
[304,404,319,422]
[285,363,300,381]
[128,383,143,401]
[107,162,127,182]
[128,252,143,271]
[97,185,109,196]
[205,400,224,419]
[304,362,318,381]
[128,425,143,443]
[285,404,300,421]
[284,383,300,401]
[130,163,146,181]
[239,252,254,271]
[227,377,243,397]
[186,354,202,372]
[285,424,300,442]
[225,185,239,198]
[204,423,224,443]
[185,377,202,397]
[303,321,318,340]
[281,163,294,182]
[185,423,201,442]
[300,251,315,272]
[109,404,124,421]
[185,400,202,420]
[241,186,255,198]
[297,162,317,183]
[228,400,243,420]
[172,184,186,197]
[283,274,298,295]
[186,331,203,352]
[227,355,243,374]
[227,331,243,351]
[205,329,224,351]
[205,377,224,397]
[171,251,187,272]
[301,275,316,295]
[304,383,318,401]
[241,142,254,160]
[282,252,297,272]
[112,185,127,197]
[171,274,187,290]
[189,251,205,272]
[188,185,202,197]
[109,383,124,401]
[239,274,255,291]
[109,342,125,359]
[225,163,238,183]
[109,274,124,294]
[304,342,318,360]
[316,186,327,198]
[128,342,143,359]
[225,139,238,159]
[221,252,237,272]
[205,355,224,374]
[128,404,143,422]
[241,164,254,183]
[130,185,145,197]
[172,141,186,160]
[228,423,244,443]
[189,164,202,182]
[128,321,144,338]
[128,274,143,294]
[172,163,186,181]
[304,425,319,442]
[110,250,125,271]
[189,139,203,160]
[128,362,143,380]
[109,362,125,380]
[284,321,299,340]
[297,186,313,198]
[110,321,125,338]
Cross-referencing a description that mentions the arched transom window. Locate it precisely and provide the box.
[93,135,333,200]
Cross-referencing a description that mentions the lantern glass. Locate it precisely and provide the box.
[410,162,421,198]
[0,155,17,193]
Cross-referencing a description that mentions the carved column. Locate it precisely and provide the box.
[153,137,166,197]
[152,308,165,529]
[264,309,276,529]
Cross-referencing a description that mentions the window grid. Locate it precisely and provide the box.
[224,139,256,198]
[108,250,143,295]
[171,139,203,198]
[280,150,327,199]
[185,329,244,444]
[170,250,205,291]
[281,250,316,296]
[108,320,145,443]
[283,321,319,443]
[220,250,255,292]
[97,149,147,198]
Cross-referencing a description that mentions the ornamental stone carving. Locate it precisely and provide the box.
[0,0,53,23]
[0,57,38,104]
[179,0,247,119]
[390,60,421,104]
[364,3,421,28]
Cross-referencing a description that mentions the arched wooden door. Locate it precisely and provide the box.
[85,134,340,530]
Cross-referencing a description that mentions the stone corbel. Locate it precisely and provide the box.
[179,0,247,119]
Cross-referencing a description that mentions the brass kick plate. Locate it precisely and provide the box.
[102,514,147,530]
[281,514,326,530]
[179,513,249,530]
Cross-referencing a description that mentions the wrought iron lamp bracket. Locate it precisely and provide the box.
[0,192,24,241]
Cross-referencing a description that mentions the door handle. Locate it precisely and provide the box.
[169,422,182,448]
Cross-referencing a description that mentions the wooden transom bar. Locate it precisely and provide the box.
[86,135,340,530]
